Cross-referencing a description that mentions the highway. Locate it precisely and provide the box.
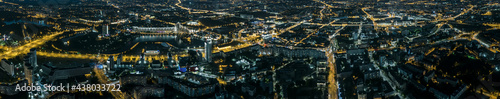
[324,22,348,99]
[484,23,500,31]
[320,6,326,20]
[431,5,475,22]
[175,0,202,12]
[174,0,227,14]
[93,68,127,99]
[0,28,195,62]
[37,51,188,62]
[272,19,309,44]
[0,30,66,59]
[429,23,499,53]
[326,46,338,99]
[296,19,339,45]
[312,0,339,16]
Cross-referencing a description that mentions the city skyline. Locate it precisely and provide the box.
[0,0,499,99]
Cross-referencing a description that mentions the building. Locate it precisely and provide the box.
[115,62,133,69]
[117,54,123,66]
[316,59,328,73]
[205,39,213,62]
[39,63,92,82]
[241,84,257,96]
[397,66,413,80]
[0,59,14,76]
[0,80,27,95]
[156,72,218,97]
[364,70,381,81]
[263,22,275,29]
[151,60,162,70]
[120,74,148,85]
[132,86,164,99]
[240,14,254,19]
[23,63,34,84]
[436,77,459,87]
[131,22,198,33]
[409,79,427,91]
[215,91,242,99]
[107,56,114,71]
[102,24,109,36]
[424,71,435,83]
[135,53,148,70]
[495,64,500,72]
[451,85,468,99]
[356,80,366,99]
[257,45,326,58]
[429,84,468,99]
[25,48,37,67]
[347,49,367,56]
[132,26,176,33]
[23,49,37,84]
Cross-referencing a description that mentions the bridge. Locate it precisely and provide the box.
[37,51,188,62]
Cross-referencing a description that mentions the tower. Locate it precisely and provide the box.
[167,52,173,67]
[136,53,148,69]
[107,56,114,71]
[175,22,181,33]
[23,49,37,84]
[140,53,146,62]
[29,48,37,67]
[117,54,122,66]
[102,24,109,36]
[23,55,34,85]
[24,63,33,84]
[1,59,14,77]
[205,39,213,62]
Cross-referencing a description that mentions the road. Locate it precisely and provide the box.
[296,19,339,45]
[361,7,376,20]
[431,5,475,22]
[37,51,188,62]
[0,30,66,59]
[368,52,404,99]
[324,20,349,99]
[93,68,127,99]
[326,46,338,99]
[312,0,339,16]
